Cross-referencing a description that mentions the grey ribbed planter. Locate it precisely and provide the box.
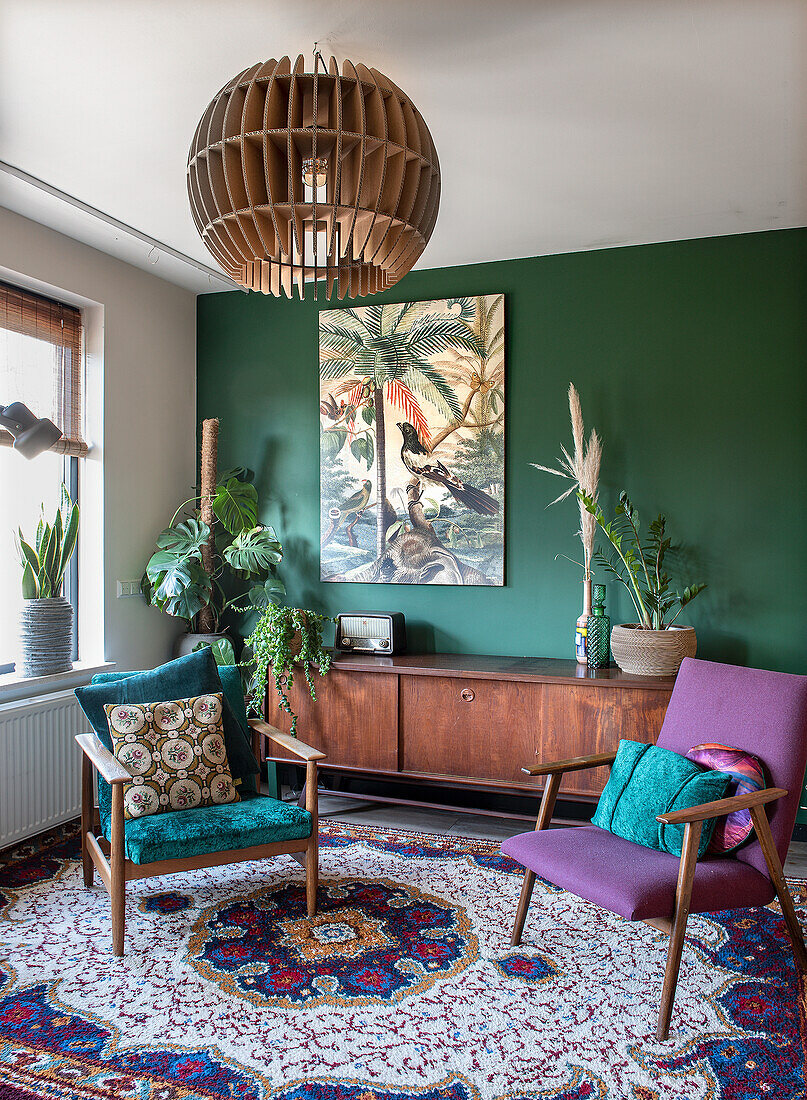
[19,597,74,677]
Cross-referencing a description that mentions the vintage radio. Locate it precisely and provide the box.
[335,612,406,655]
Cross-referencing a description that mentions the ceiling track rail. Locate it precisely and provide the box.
[0,159,243,291]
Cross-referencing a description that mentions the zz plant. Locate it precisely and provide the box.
[579,489,706,629]
[17,486,79,599]
[245,605,332,735]
[142,468,285,631]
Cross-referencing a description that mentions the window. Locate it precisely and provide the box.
[0,282,87,674]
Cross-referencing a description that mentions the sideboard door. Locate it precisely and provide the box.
[266,667,399,771]
[399,675,541,786]
[539,683,670,797]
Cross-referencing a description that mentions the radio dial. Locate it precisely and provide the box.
[379,639,389,648]
[342,638,351,647]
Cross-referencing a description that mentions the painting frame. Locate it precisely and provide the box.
[319,295,505,586]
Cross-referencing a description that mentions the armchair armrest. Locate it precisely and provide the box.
[247,718,326,762]
[656,786,787,826]
[76,733,131,785]
[522,750,617,777]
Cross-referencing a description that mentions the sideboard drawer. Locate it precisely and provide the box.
[400,675,540,785]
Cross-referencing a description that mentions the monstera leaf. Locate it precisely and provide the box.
[141,465,285,630]
[155,519,209,558]
[223,526,283,575]
[212,478,258,535]
[247,575,286,609]
[193,636,237,667]
[150,559,212,621]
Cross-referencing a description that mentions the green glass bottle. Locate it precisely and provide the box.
[586,584,611,669]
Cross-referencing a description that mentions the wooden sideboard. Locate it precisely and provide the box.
[263,654,675,816]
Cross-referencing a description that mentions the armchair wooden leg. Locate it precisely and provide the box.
[81,754,94,888]
[657,820,702,1041]
[305,760,318,918]
[110,784,126,956]
[750,804,807,971]
[509,773,561,946]
[511,871,536,946]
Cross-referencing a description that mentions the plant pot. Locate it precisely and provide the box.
[173,631,229,659]
[18,596,73,677]
[285,611,309,661]
[610,624,697,677]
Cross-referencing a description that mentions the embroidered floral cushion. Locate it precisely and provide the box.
[685,743,767,854]
[104,693,240,820]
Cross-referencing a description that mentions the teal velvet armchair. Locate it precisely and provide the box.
[74,656,325,957]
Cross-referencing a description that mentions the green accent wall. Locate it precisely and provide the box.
[197,229,807,676]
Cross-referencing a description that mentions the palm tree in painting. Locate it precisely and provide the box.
[319,303,483,557]
[429,295,504,449]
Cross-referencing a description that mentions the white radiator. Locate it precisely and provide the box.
[0,689,88,850]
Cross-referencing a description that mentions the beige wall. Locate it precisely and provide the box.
[0,206,197,671]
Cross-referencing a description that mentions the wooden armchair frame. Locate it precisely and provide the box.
[76,717,325,956]
[511,751,807,1040]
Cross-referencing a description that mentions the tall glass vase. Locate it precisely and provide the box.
[586,583,611,669]
[575,575,592,665]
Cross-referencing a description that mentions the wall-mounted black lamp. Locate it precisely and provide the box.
[0,402,62,459]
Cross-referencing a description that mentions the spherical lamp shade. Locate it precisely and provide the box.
[187,54,441,299]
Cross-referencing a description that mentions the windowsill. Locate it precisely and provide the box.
[0,660,115,706]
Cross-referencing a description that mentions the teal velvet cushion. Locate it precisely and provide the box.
[91,662,248,742]
[592,740,732,858]
[104,791,311,865]
[75,650,259,823]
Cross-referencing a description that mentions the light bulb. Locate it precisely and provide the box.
[302,157,328,189]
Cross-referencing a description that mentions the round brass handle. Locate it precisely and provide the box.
[460,688,475,702]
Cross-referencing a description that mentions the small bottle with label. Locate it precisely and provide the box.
[575,579,592,664]
[586,584,611,669]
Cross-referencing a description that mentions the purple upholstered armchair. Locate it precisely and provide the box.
[502,657,807,1040]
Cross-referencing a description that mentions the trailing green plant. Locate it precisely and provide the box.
[17,485,79,599]
[244,606,333,735]
[141,467,285,631]
[579,489,706,629]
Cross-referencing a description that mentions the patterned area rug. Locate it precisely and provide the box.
[0,820,805,1100]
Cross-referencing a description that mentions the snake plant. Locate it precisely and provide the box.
[17,485,79,599]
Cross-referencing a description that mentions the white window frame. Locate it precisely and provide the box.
[0,268,106,699]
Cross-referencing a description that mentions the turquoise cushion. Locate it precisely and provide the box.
[592,740,732,859]
[217,665,250,733]
[104,791,311,865]
[91,663,248,740]
[75,650,259,822]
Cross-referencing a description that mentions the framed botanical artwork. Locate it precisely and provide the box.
[319,295,504,585]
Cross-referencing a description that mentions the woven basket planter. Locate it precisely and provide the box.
[610,624,697,677]
[18,597,73,678]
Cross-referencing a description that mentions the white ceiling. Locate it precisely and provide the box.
[1,0,805,294]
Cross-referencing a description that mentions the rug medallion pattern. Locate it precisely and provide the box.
[187,877,477,1008]
[0,821,805,1100]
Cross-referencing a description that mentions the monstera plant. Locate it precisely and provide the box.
[141,465,285,642]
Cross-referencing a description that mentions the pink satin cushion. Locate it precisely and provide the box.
[685,743,767,854]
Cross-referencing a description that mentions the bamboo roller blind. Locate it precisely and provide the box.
[0,282,87,457]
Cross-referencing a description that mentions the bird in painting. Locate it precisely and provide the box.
[320,393,346,421]
[321,479,373,547]
[396,422,499,516]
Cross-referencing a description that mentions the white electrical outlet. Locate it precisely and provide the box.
[116,580,142,599]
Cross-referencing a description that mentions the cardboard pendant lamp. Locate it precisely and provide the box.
[187,52,441,299]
